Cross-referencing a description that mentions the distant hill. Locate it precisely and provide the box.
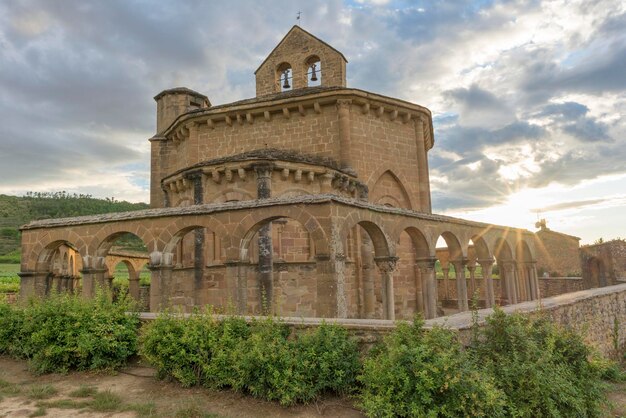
[0,192,149,257]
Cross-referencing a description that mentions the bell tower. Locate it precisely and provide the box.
[254,26,348,96]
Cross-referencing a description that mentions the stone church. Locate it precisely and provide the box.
[19,26,544,320]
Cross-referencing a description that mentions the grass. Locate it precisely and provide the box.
[90,389,122,412]
[27,384,58,400]
[0,378,21,396]
[68,385,97,398]
[0,263,20,293]
[111,264,151,287]
[126,402,159,417]
[28,407,47,417]
[37,398,90,409]
[174,405,220,418]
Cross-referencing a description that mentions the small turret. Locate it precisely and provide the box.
[154,87,210,134]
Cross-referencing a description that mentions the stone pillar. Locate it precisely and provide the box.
[18,271,48,300]
[337,99,353,171]
[478,258,495,308]
[416,257,437,319]
[413,263,424,314]
[224,260,247,314]
[467,264,477,300]
[375,256,398,320]
[148,251,174,312]
[527,262,540,300]
[452,259,469,312]
[129,271,140,302]
[360,233,376,318]
[414,117,432,213]
[516,262,528,302]
[315,254,346,318]
[255,164,273,314]
[502,261,518,304]
[442,267,450,300]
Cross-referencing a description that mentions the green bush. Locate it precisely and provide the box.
[140,314,360,405]
[0,301,25,355]
[473,308,607,417]
[0,291,139,373]
[359,317,505,417]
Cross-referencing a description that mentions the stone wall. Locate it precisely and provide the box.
[539,277,584,297]
[534,228,581,277]
[139,283,626,360]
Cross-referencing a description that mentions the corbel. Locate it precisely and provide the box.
[236,114,244,126]
[307,171,315,183]
[361,102,370,115]
[402,112,412,124]
[264,110,271,122]
[207,118,215,129]
[376,105,385,118]
[281,168,290,180]
[225,169,233,182]
[390,109,398,121]
[246,113,254,124]
[313,102,321,114]
[237,168,247,180]
[298,104,306,117]
[282,107,290,119]
[294,169,302,183]
[225,115,232,127]
[211,170,221,184]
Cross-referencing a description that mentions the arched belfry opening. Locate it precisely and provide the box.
[276,62,293,92]
[305,55,321,87]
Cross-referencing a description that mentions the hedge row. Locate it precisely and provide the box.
[0,292,139,373]
[0,293,617,416]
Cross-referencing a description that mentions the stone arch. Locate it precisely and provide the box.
[494,236,514,261]
[515,240,533,263]
[159,216,230,255]
[276,188,312,198]
[469,234,491,261]
[89,223,154,257]
[585,257,606,288]
[366,165,418,210]
[226,206,328,261]
[276,61,293,92]
[435,231,464,260]
[340,211,393,259]
[370,170,412,209]
[27,230,88,271]
[304,54,321,87]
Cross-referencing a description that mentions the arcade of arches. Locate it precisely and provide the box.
[19,25,550,321]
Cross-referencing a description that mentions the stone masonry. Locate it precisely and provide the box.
[20,26,571,321]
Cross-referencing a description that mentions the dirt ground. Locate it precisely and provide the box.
[0,356,364,418]
[1,355,624,418]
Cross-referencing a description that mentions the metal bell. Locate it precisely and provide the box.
[310,64,318,82]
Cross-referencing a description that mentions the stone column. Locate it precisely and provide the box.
[18,271,48,301]
[516,262,529,302]
[442,266,450,300]
[337,99,353,171]
[478,258,495,308]
[224,260,247,314]
[129,271,140,302]
[148,251,174,312]
[452,259,469,312]
[502,261,518,304]
[315,254,346,318]
[360,233,376,318]
[254,164,274,314]
[414,117,432,212]
[413,263,424,314]
[375,256,398,320]
[416,257,437,319]
[467,264,477,300]
[527,262,540,300]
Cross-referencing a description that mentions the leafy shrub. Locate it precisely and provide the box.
[473,308,607,417]
[359,318,505,417]
[0,301,24,355]
[1,291,139,373]
[140,314,360,405]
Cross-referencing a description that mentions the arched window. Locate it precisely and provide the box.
[276,62,292,92]
[305,55,321,87]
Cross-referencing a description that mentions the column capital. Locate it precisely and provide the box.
[252,163,274,177]
[415,257,437,271]
[336,99,353,110]
[149,251,174,268]
[477,257,495,267]
[374,256,399,273]
[451,257,469,269]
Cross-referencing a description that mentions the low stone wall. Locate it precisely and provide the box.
[139,283,626,360]
[538,277,584,297]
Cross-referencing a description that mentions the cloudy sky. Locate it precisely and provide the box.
[0,0,624,243]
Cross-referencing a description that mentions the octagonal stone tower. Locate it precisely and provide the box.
[150,25,434,214]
